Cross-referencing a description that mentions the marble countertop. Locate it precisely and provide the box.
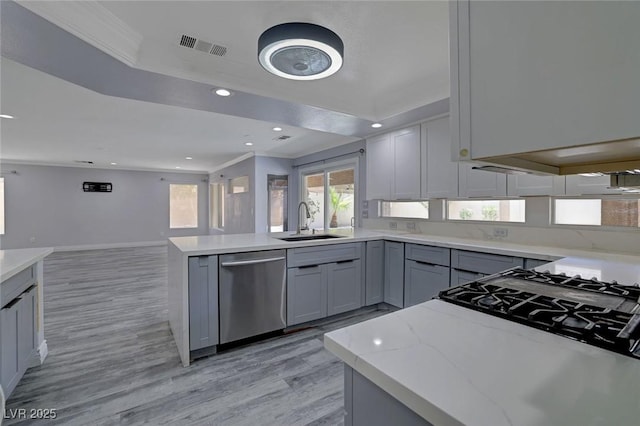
[0,247,53,282]
[325,299,640,426]
[169,229,639,265]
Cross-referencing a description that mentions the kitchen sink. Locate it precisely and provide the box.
[276,234,346,242]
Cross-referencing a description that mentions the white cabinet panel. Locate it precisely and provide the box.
[507,175,565,197]
[393,126,421,199]
[565,175,622,196]
[422,117,458,199]
[458,163,507,198]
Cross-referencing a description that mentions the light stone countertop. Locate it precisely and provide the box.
[0,247,53,282]
[324,299,640,426]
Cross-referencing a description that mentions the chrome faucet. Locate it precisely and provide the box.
[296,201,311,234]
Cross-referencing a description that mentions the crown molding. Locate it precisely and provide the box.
[0,160,209,175]
[16,0,142,66]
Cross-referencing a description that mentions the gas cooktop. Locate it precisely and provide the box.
[438,268,640,359]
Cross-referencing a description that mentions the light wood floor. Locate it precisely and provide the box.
[5,246,391,425]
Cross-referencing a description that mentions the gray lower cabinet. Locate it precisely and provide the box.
[404,261,449,307]
[384,241,405,308]
[365,241,385,305]
[1,284,37,399]
[188,255,218,352]
[344,365,431,426]
[450,269,485,286]
[328,260,363,316]
[287,265,328,325]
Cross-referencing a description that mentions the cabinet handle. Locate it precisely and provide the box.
[221,257,285,267]
[2,297,21,310]
[336,259,354,264]
[297,264,321,269]
[413,260,434,266]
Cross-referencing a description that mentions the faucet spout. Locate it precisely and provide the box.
[297,201,311,234]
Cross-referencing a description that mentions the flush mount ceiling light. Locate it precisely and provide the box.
[272,127,283,132]
[258,22,344,80]
[245,142,253,146]
[0,114,15,119]
[371,123,382,128]
[213,88,232,97]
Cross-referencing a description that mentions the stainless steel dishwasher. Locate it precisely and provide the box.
[218,250,287,344]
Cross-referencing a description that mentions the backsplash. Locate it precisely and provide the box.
[362,218,639,255]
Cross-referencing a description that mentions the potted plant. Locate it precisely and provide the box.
[329,187,350,228]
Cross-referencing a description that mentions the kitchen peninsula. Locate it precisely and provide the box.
[0,247,53,398]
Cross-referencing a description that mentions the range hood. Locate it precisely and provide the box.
[609,172,640,192]
[475,137,640,176]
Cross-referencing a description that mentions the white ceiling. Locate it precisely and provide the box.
[1,1,450,172]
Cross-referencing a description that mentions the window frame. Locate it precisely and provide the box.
[445,198,527,224]
[551,196,640,230]
[209,182,225,230]
[298,157,359,231]
[169,183,199,230]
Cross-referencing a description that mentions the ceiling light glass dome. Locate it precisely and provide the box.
[258,22,344,81]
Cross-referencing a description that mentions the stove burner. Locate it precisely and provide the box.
[439,269,640,360]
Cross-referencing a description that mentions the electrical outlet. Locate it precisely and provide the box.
[493,227,509,238]
[406,222,416,231]
[389,221,398,230]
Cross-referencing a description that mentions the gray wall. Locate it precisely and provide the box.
[209,157,256,235]
[255,156,293,233]
[290,140,367,231]
[0,163,209,249]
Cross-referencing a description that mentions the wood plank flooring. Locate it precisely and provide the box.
[4,246,392,425]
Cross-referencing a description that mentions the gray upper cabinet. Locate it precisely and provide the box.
[507,175,566,197]
[287,265,328,326]
[366,125,421,200]
[366,133,393,200]
[450,1,640,174]
[421,116,459,199]
[384,241,405,308]
[404,261,449,307]
[458,162,507,198]
[328,259,363,316]
[188,255,219,351]
[392,126,421,200]
[565,175,623,196]
[365,241,385,306]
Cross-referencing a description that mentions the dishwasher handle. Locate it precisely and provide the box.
[221,257,285,267]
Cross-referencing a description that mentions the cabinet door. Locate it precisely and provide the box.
[565,175,622,196]
[404,261,450,308]
[365,241,385,305]
[393,126,421,200]
[1,297,22,397]
[507,175,565,197]
[18,286,37,372]
[384,242,405,308]
[287,265,328,326]
[328,260,363,316]
[188,255,219,351]
[450,269,485,287]
[366,133,392,200]
[422,117,459,199]
[458,162,507,198]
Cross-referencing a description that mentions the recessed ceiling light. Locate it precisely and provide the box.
[272,127,283,132]
[213,88,232,97]
[258,22,344,80]
[175,166,181,169]
[185,156,193,160]
[0,114,15,119]
[245,142,254,146]
[110,162,117,165]
[371,123,382,128]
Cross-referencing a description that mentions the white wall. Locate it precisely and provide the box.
[0,163,209,249]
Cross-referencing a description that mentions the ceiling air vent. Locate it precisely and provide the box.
[274,135,292,141]
[179,34,197,49]
[178,34,227,57]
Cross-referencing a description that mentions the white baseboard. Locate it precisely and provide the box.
[54,240,167,252]
[29,340,48,368]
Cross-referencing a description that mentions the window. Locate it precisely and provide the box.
[0,177,4,235]
[554,198,640,227]
[447,200,525,223]
[268,175,288,232]
[300,162,357,231]
[209,182,224,229]
[229,176,249,194]
[380,201,429,219]
[170,184,198,229]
